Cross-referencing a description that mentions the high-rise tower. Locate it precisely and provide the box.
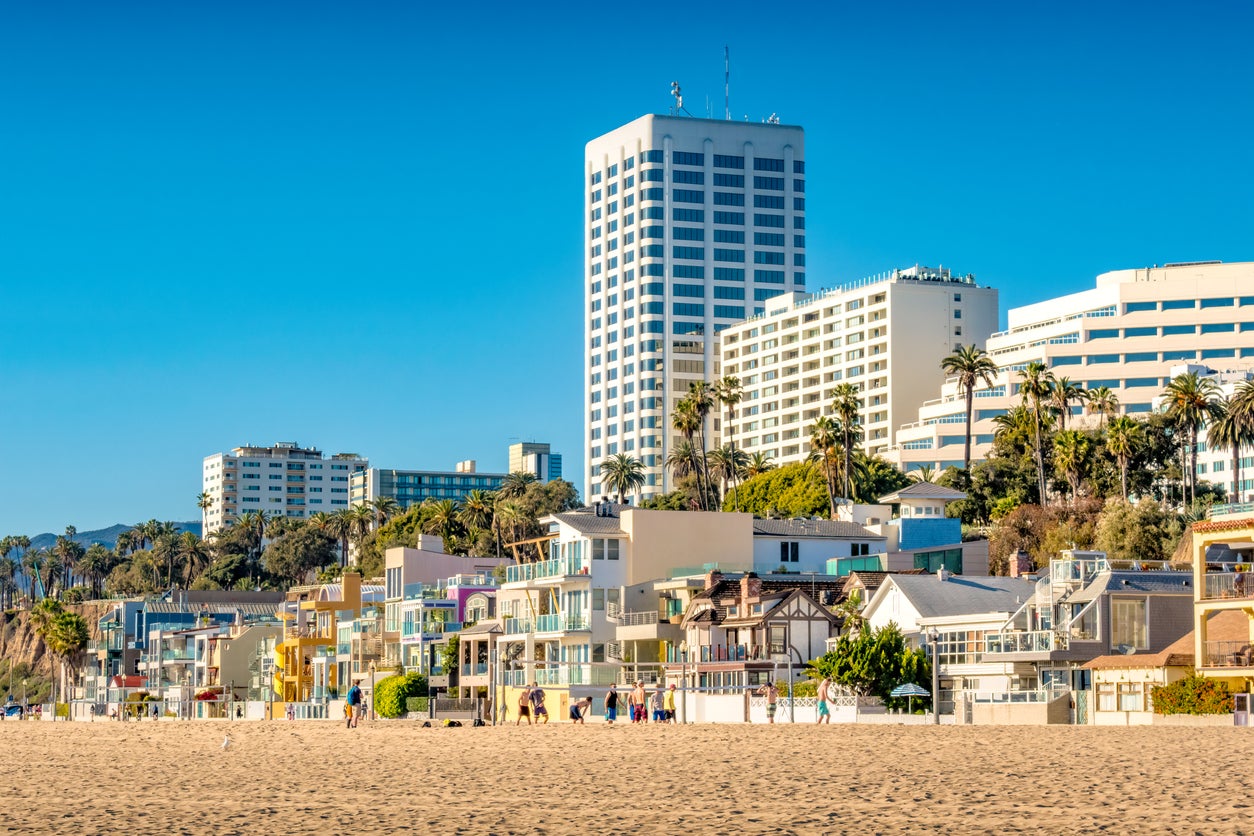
[584,114,806,503]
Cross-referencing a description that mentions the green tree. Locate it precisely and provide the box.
[728,462,830,517]
[1052,430,1091,504]
[713,375,745,509]
[743,452,776,479]
[805,623,930,706]
[1104,415,1143,501]
[829,383,862,499]
[1207,398,1253,503]
[808,416,841,517]
[1094,498,1184,563]
[1019,361,1055,503]
[1162,372,1222,507]
[672,396,707,509]
[374,671,428,718]
[1048,375,1085,432]
[687,381,716,507]
[940,345,999,471]
[599,453,646,504]
[263,526,338,586]
[1085,386,1120,429]
[706,444,748,507]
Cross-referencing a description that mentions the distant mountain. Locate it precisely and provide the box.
[26,522,202,551]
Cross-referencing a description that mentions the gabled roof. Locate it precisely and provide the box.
[459,618,503,637]
[751,518,884,540]
[684,575,845,626]
[550,506,626,536]
[876,574,1034,619]
[840,570,925,601]
[878,482,968,503]
[1084,610,1248,670]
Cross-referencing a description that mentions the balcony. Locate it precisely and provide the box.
[459,663,489,677]
[1202,572,1254,601]
[400,621,462,640]
[161,650,197,662]
[984,630,1069,656]
[1203,641,1254,668]
[502,618,533,635]
[535,613,590,633]
[665,644,768,664]
[505,555,591,584]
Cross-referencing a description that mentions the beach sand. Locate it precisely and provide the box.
[2,720,1251,834]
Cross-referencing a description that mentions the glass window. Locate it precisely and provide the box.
[1123,326,1156,337]
[1201,297,1234,308]
[1111,599,1147,649]
[1162,299,1195,310]
[1201,323,1235,333]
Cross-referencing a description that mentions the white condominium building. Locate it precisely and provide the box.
[201,442,367,534]
[889,261,1254,472]
[720,266,997,463]
[585,114,806,504]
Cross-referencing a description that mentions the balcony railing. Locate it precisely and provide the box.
[609,609,659,626]
[536,614,590,632]
[1203,641,1254,668]
[161,650,197,662]
[502,618,533,635]
[400,621,462,639]
[1203,573,1254,601]
[1209,502,1254,519]
[665,644,768,663]
[459,663,489,677]
[505,555,590,584]
[985,630,1068,655]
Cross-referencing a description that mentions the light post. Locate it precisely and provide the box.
[927,627,940,725]
[368,662,376,722]
[678,641,688,725]
[22,679,27,719]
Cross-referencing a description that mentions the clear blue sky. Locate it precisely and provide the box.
[3,1,1252,535]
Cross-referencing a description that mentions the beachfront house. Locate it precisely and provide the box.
[837,483,990,575]
[1188,505,1254,692]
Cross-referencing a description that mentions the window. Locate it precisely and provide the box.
[754,194,784,209]
[768,625,786,656]
[673,169,704,185]
[673,226,704,240]
[1201,323,1235,334]
[1201,297,1234,308]
[753,157,784,172]
[714,192,745,206]
[714,285,744,300]
[753,176,784,190]
[1162,324,1196,335]
[673,246,704,260]
[755,270,785,283]
[714,305,745,319]
[753,213,785,228]
[1125,301,1157,313]
[673,265,704,279]
[714,267,745,282]
[754,251,784,265]
[715,229,745,243]
[673,208,704,223]
[1087,354,1119,364]
[713,172,744,187]
[1162,299,1195,310]
[713,211,744,225]
[714,248,745,263]
[754,232,785,247]
[1111,598,1148,649]
[779,541,799,563]
[714,154,743,169]
[673,151,704,166]
[673,303,705,317]
[674,283,703,298]
[1124,351,1157,362]
[673,189,704,204]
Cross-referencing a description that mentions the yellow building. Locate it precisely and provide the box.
[273,573,382,705]
[1191,508,1254,691]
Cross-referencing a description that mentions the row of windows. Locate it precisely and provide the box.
[1125,297,1254,313]
[1053,347,1253,365]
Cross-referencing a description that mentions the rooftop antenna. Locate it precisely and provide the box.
[671,81,691,116]
[724,45,730,120]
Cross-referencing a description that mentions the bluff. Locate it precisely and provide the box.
[0,603,109,704]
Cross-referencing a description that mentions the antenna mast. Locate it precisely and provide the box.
[724,46,730,120]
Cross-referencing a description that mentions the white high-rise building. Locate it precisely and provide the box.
[889,261,1254,472]
[721,266,998,463]
[585,114,806,503]
[201,442,367,534]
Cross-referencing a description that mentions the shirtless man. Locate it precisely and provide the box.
[757,681,779,724]
[516,685,532,726]
[631,681,647,724]
[816,676,832,724]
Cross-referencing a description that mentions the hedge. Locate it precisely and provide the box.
[1151,675,1234,715]
[374,672,428,719]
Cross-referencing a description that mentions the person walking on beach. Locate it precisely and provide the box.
[651,684,665,723]
[530,683,549,725]
[664,683,677,723]
[604,686,619,725]
[570,697,592,724]
[816,677,832,725]
[346,680,364,728]
[516,685,532,726]
[757,681,778,724]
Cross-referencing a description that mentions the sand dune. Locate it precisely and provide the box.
[2,720,1251,834]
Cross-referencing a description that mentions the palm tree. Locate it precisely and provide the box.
[940,345,999,470]
[458,489,496,532]
[665,438,698,483]
[1048,375,1085,432]
[829,383,862,499]
[78,543,112,599]
[196,491,214,524]
[1052,430,1090,504]
[1208,398,1253,503]
[599,453,646,504]
[422,499,462,546]
[671,398,706,507]
[713,375,744,509]
[371,496,401,530]
[707,444,748,507]
[1019,361,1055,503]
[687,381,716,506]
[909,466,939,484]
[808,416,841,518]
[327,509,354,567]
[1085,386,1120,429]
[176,532,211,587]
[1105,416,1143,501]
[348,504,375,561]
[743,452,776,479]
[499,471,538,499]
[1162,372,1223,507]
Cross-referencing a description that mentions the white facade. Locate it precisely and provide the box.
[585,114,807,503]
[1159,368,1254,502]
[721,266,997,461]
[890,261,1254,472]
[202,442,366,534]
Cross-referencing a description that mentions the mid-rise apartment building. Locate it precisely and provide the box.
[508,441,562,483]
[585,114,807,503]
[202,442,367,534]
[350,462,505,511]
[720,266,997,461]
[890,261,1254,472]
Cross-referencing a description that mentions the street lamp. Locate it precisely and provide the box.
[926,627,940,725]
[678,640,689,725]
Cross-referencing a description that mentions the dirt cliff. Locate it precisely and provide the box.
[1,603,109,703]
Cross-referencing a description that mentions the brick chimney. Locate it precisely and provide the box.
[740,572,762,605]
[1008,550,1033,578]
[704,569,724,590]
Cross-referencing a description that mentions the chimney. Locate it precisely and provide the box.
[740,572,762,604]
[937,568,951,582]
[704,569,724,590]
[1008,550,1033,578]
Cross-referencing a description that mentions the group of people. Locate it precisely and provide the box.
[602,681,676,725]
[756,677,836,724]
[514,682,549,724]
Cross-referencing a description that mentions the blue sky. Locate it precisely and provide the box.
[2,1,1252,535]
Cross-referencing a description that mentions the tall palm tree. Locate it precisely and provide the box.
[909,466,939,484]
[1162,371,1223,507]
[707,444,748,507]
[1105,416,1142,501]
[458,490,496,533]
[687,381,716,506]
[1085,386,1120,429]
[829,383,862,499]
[1048,375,1085,432]
[665,438,698,483]
[196,491,214,524]
[1208,398,1253,503]
[371,496,400,530]
[671,398,706,508]
[599,453,646,504]
[713,375,744,509]
[743,452,776,479]
[78,543,112,599]
[940,345,999,470]
[1052,430,1090,504]
[808,416,841,518]
[327,509,354,567]
[499,471,538,499]
[176,532,211,587]
[348,504,375,561]
[1019,361,1055,503]
[422,499,462,546]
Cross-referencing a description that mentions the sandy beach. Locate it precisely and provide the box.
[3,720,1251,835]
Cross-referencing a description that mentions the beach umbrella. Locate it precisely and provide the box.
[890,682,930,714]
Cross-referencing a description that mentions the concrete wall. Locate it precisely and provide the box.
[971,693,1072,725]
[386,546,512,586]
[620,509,753,584]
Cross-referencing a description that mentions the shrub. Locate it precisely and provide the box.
[374,672,428,719]
[1151,675,1234,715]
[405,697,429,714]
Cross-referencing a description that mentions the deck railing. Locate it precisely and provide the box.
[1203,641,1254,668]
[984,630,1067,655]
[1203,572,1254,600]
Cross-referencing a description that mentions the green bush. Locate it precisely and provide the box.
[374,672,428,719]
[405,697,429,714]
[1151,675,1234,715]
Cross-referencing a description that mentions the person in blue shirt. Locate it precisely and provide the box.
[346,680,363,729]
